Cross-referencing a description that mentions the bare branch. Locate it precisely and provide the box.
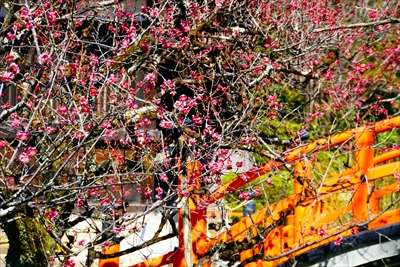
[314,18,400,33]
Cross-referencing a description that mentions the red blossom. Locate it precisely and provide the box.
[1,72,14,82]
[17,131,29,141]
[39,52,51,63]
[44,210,59,221]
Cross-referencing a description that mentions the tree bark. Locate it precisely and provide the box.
[2,214,55,267]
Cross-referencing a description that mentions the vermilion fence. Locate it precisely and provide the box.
[102,116,400,267]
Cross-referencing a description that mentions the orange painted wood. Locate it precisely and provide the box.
[134,116,400,267]
[130,251,175,267]
[99,244,120,267]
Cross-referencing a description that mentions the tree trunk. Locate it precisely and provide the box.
[2,214,55,267]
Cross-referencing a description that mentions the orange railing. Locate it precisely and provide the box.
[102,116,400,267]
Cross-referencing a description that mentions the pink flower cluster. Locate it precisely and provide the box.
[238,191,252,200]
[19,147,37,164]
[334,235,343,246]
[44,209,59,221]
[159,173,169,182]
[17,131,29,141]
[208,159,224,175]
[0,140,8,148]
[155,187,163,200]
[64,258,75,267]
[174,95,196,115]
[1,63,19,83]
[159,120,174,129]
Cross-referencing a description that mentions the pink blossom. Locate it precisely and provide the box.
[64,258,75,267]
[77,239,86,246]
[141,41,149,53]
[239,191,251,200]
[89,86,99,97]
[76,198,84,207]
[0,140,8,148]
[319,229,326,237]
[159,120,174,129]
[27,147,37,157]
[54,31,61,38]
[46,10,59,25]
[102,242,110,249]
[17,131,29,141]
[334,235,343,246]
[102,121,112,129]
[254,188,262,197]
[180,20,190,32]
[7,177,14,187]
[80,96,88,105]
[89,53,99,67]
[240,173,250,181]
[140,4,147,12]
[159,173,169,182]
[19,152,30,164]
[39,52,51,63]
[74,131,85,140]
[45,127,55,134]
[188,138,197,146]
[105,129,116,138]
[211,132,221,141]
[107,74,118,84]
[81,104,91,114]
[369,10,377,20]
[149,7,159,18]
[191,115,203,125]
[44,210,59,220]
[117,155,125,165]
[100,197,111,207]
[5,55,14,62]
[6,32,16,41]
[11,119,21,128]
[8,63,19,74]
[217,149,229,158]
[1,72,14,82]
[208,159,224,175]
[323,69,334,81]
[204,176,212,183]
[215,0,224,8]
[49,256,55,267]
[143,186,152,197]
[155,187,163,200]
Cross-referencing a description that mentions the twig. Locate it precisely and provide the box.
[314,18,400,33]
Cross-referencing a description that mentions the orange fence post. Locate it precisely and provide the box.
[352,130,376,221]
[174,206,185,267]
[174,158,206,267]
[293,162,305,245]
[99,244,120,267]
[190,196,207,265]
[293,159,313,244]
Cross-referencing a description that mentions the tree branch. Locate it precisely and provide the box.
[98,232,177,259]
[314,18,400,33]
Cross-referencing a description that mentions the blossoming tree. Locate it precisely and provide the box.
[0,0,399,266]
